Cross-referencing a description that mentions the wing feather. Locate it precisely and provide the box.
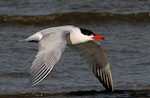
[74,41,114,91]
[30,32,67,86]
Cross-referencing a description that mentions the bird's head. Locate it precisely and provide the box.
[70,27,105,44]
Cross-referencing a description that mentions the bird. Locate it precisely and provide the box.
[22,25,114,91]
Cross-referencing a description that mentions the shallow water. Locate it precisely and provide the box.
[0,0,150,97]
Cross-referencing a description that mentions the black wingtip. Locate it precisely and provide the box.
[105,86,114,92]
[95,64,114,92]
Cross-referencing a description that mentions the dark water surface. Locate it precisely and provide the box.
[0,0,150,15]
[0,0,150,97]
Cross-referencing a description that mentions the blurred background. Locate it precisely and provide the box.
[0,0,150,97]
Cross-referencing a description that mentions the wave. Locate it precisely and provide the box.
[0,12,150,25]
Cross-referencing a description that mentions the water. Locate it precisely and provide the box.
[0,0,150,15]
[0,0,150,97]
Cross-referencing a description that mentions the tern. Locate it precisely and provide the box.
[22,25,114,91]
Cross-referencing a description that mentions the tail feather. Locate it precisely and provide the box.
[19,33,42,42]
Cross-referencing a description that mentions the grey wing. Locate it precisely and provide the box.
[74,41,114,91]
[30,33,67,86]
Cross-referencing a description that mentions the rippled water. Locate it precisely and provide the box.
[0,0,150,15]
[0,0,150,97]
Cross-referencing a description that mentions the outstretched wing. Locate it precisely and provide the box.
[74,41,114,91]
[30,32,67,86]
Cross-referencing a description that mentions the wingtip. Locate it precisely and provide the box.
[105,77,114,92]
[29,77,40,87]
[95,63,114,92]
[31,83,36,87]
[28,78,34,87]
[28,76,38,87]
[102,80,114,92]
[106,86,114,92]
